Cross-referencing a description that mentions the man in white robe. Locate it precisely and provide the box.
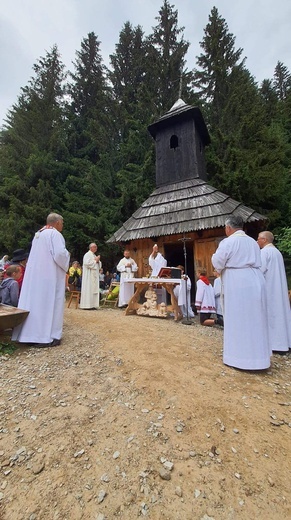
[149,244,167,304]
[148,244,167,276]
[173,265,194,318]
[212,215,270,370]
[257,231,291,353]
[12,213,70,347]
[117,249,138,307]
[80,243,102,309]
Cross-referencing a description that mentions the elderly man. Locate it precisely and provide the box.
[257,231,291,353]
[117,249,138,307]
[212,215,270,370]
[12,213,70,347]
[80,243,102,309]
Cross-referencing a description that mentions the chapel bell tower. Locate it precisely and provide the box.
[148,99,210,187]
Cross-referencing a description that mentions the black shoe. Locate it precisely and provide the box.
[34,339,61,348]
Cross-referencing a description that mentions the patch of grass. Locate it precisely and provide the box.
[0,341,17,355]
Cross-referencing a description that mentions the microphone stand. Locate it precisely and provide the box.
[178,235,193,326]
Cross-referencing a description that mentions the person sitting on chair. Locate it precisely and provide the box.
[68,261,82,291]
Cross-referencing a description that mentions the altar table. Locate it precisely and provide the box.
[123,278,182,320]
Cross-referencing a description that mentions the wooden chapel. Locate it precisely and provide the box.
[108,99,266,285]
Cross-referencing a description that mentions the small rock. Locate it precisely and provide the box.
[234,472,241,479]
[175,486,183,497]
[32,461,45,475]
[74,449,85,458]
[233,428,239,434]
[113,451,120,459]
[194,489,201,498]
[101,473,110,482]
[159,469,171,481]
[163,461,174,471]
[97,490,107,503]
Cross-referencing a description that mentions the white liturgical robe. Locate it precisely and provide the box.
[117,256,138,307]
[260,244,291,352]
[214,277,223,316]
[12,227,70,344]
[212,230,271,370]
[148,252,167,277]
[80,251,102,309]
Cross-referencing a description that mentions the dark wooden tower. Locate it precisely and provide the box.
[148,99,211,187]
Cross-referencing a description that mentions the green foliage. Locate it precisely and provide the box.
[0,341,17,355]
[0,2,291,268]
[276,228,291,255]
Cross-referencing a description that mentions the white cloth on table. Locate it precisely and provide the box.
[260,243,291,352]
[117,256,138,307]
[80,251,102,309]
[12,227,70,343]
[212,230,270,370]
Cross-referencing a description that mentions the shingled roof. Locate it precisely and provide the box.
[107,178,266,243]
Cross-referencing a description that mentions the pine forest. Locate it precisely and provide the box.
[0,2,290,269]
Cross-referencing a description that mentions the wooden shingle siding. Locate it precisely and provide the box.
[108,178,265,243]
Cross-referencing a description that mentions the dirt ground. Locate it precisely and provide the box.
[0,306,290,520]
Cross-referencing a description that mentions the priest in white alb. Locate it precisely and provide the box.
[257,230,291,353]
[148,244,167,304]
[80,243,102,309]
[117,249,138,307]
[148,244,167,276]
[12,213,70,347]
[212,215,271,370]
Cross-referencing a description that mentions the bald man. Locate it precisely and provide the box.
[258,231,291,353]
[80,243,102,309]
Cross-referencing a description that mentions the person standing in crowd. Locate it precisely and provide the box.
[80,243,102,309]
[257,230,291,353]
[0,265,22,306]
[12,213,70,347]
[195,267,216,326]
[213,269,224,327]
[174,265,194,318]
[212,216,270,370]
[0,255,9,269]
[117,249,138,307]
[8,249,29,292]
[149,244,167,276]
[104,270,112,289]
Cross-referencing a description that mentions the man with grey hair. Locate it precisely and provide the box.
[212,215,270,370]
[80,242,102,309]
[257,230,291,353]
[12,212,70,347]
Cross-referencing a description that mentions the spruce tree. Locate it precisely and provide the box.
[193,6,244,126]
[0,45,68,252]
[64,32,117,257]
[148,0,191,113]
